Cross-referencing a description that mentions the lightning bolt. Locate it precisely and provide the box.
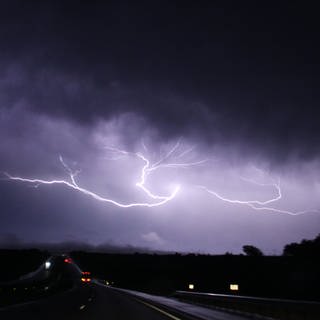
[3,139,318,215]
[197,174,320,216]
[4,140,205,208]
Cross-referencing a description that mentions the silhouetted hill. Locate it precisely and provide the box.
[0,249,49,281]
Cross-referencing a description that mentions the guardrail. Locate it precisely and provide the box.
[173,291,320,320]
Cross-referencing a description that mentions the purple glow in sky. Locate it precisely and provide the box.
[1,109,320,254]
[4,133,319,215]
[0,1,320,254]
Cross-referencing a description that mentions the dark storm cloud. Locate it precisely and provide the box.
[1,0,320,163]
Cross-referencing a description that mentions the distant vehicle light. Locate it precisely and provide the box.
[188,284,194,290]
[81,271,91,283]
[64,258,72,264]
[230,284,239,291]
[45,261,51,270]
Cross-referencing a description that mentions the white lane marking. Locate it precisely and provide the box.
[136,299,182,320]
[79,304,86,310]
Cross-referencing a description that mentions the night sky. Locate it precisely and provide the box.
[1,1,320,254]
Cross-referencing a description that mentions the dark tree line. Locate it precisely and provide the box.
[242,245,264,256]
[241,234,320,257]
[283,234,320,257]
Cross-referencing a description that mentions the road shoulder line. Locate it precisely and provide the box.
[135,298,182,320]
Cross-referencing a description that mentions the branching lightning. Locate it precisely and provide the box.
[4,140,206,208]
[197,174,320,216]
[3,139,318,215]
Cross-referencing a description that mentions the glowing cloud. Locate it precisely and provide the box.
[4,140,205,208]
[2,137,319,215]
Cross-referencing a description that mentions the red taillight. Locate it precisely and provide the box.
[64,258,72,264]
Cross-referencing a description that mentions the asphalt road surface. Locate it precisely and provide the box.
[0,283,248,320]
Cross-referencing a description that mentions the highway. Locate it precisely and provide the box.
[1,255,319,319]
[0,283,249,320]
